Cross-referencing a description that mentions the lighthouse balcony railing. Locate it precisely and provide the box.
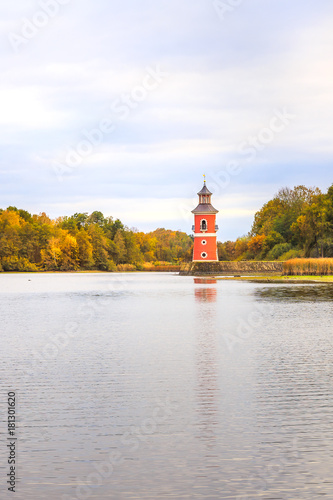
[192,225,219,232]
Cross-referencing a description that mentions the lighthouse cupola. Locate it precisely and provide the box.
[191,178,219,262]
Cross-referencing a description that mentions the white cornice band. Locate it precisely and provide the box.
[193,233,217,237]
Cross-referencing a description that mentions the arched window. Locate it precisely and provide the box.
[201,219,207,231]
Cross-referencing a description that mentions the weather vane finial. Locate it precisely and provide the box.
[203,174,206,184]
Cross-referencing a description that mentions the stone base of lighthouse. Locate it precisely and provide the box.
[180,261,284,276]
[192,260,219,263]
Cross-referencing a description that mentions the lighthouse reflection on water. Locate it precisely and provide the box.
[194,277,219,447]
[194,278,217,303]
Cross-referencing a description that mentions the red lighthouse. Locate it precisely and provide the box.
[192,178,219,262]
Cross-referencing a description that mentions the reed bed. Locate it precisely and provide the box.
[140,265,180,272]
[283,258,333,276]
[116,263,180,272]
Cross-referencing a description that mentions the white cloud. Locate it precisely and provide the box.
[0,86,70,129]
[1,0,333,239]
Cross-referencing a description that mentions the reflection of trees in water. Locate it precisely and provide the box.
[252,283,333,489]
[255,284,333,302]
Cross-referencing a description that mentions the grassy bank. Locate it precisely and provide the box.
[216,275,333,283]
[0,262,181,273]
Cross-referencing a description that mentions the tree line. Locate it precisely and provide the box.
[218,184,333,261]
[1,183,333,271]
[0,209,193,272]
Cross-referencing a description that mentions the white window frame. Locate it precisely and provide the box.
[200,219,207,232]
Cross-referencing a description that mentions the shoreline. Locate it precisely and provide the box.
[2,272,333,284]
[212,275,333,284]
[0,269,180,275]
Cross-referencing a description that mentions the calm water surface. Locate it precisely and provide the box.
[0,273,333,499]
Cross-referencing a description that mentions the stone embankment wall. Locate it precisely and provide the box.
[179,261,283,276]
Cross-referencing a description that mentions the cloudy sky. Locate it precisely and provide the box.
[1,0,333,240]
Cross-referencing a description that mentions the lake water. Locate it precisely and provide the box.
[0,272,333,499]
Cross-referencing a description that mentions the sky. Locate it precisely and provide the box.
[1,0,333,241]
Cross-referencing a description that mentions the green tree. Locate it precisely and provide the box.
[251,186,321,243]
[87,224,110,270]
[113,230,127,264]
[124,231,144,265]
[291,194,328,257]
[88,211,106,227]
[76,230,94,269]
[73,213,89,229]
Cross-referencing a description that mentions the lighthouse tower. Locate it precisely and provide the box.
[192,178,219,262]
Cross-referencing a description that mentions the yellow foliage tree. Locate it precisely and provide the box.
[76,230,94,269]
[247,234,266,257]
[40,237,62,270]
[59,234,79,271]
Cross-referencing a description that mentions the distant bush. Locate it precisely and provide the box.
[117,264,136,272]
[1,257,38,272]
[235,253,248,261]
[107,260,117,272]
[283,258,333,275]
[279,248,303,261]
[139,262,180,272]
[266,243,292,260]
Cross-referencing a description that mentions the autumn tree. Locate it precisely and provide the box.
[40,237,62,270]
[247,235,266,259]
[291,194,328,257]
[113,230,127,264]
[0,210,25,260]
[59,234,79,271]
[87,224,111,270]
[76,230,94,269]
[251,186,321,243]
